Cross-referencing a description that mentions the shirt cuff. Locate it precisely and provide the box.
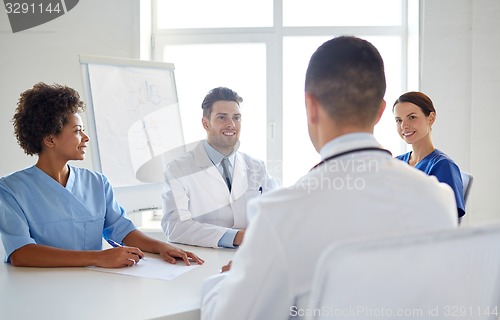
[218,229,238,248]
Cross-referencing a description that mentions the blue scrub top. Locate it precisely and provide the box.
[396,149,465,217]
[0,165,136,262]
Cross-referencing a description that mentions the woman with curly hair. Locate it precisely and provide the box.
[0,82,203,268]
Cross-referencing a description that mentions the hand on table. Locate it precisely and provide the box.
[158,243,204,266]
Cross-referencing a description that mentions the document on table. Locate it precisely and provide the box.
[88,255,200,280]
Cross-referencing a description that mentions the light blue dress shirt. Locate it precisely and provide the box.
[203,141,239,248]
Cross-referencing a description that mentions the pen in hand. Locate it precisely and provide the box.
[107,239,146,261]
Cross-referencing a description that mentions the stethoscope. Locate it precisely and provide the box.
[310,147,392,171]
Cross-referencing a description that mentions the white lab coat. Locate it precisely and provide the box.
[161,141,278,248]
[200,134,458,320]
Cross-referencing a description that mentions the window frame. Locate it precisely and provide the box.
[148,0,418,183]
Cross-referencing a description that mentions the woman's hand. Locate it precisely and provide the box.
[157,243,204,266]
[96,246,144,268]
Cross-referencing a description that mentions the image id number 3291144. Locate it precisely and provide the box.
[5,2,61,14]
[436,305,499,317]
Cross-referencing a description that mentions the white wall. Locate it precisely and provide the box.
[1,0,498,223]
[0,0,161,212]
[0,0,138,176]
[421,0,500,224]
[469,0,500,223]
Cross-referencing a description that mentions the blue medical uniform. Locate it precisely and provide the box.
[0,165,136,262]
[396,149,465,218]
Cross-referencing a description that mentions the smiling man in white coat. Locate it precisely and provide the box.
[161,87,277,248]
[200,37,458,319]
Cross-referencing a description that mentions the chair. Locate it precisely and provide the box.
[461,171,474,204]
[307,224,500,320]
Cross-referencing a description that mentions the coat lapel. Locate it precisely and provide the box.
[193,141,231,192]
[231,152,249,199]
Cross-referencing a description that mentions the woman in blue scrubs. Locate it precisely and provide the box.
[0,82,203,268]
[393,91,465,219]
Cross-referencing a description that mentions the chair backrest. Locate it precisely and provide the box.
[461,171,474,204]
[307,224,500,320]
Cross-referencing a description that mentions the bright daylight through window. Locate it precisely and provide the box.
[148,0,419,186]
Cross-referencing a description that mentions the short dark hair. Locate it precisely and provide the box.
[393,91,436,116]
[305,36,386,126]
[201,87,243,118]
[13,82,85,156]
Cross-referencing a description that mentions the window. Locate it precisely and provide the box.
[156,0,273,28]
[148,0,419,186]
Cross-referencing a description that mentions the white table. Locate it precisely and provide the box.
[0,242,234,320]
